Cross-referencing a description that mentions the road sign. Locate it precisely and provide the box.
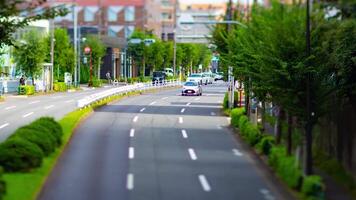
[129,38,142,44]
[84,46,91,54]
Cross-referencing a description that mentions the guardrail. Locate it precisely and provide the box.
[77,79,181,108]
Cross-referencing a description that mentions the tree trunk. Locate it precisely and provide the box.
[142,57,146,77]
[275,106,284,144]
[287,113,293,155]
[261,100,266,131]
[304,121,314,175]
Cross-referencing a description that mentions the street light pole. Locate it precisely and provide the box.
[73,3,78,87]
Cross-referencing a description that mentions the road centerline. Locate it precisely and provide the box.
[126,173,134,190]
[198,175,211,192]
[129,147,135,159]
[130,129,135,137]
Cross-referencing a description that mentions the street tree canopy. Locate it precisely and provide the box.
[0,0,68,48]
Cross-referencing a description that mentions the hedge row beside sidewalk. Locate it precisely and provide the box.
[229,107,325,200]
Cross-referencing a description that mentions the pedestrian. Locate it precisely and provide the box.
[106,71,111,84]
[19,75,25,86]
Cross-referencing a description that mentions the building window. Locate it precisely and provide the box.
[125,6,135,22]
[107,6,123,22]
[125,26,135,38]
[84,6,98,22]
[161,12,171,20]
[108,25,123,37]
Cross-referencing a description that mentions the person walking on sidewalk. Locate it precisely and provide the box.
[106,71,111,84]
[19,75,25,86]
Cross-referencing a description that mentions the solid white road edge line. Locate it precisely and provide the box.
[181,108,185,113]
[23,112,34,118]
[130,129,135,137]
[181,130,188,138]
[133,116,138,122]
[188,148,197,160]
[232,149,243,156]
[44,105,54,109]
[179,117,183,124]
[129,147,135,159]
[198,175,211,192]
[126,173,134,190]
[5,106,16,110]
[0,123,9,129]
[140,108,146,112]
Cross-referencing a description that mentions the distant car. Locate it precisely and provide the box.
[182,81,202,96]
[214,72,224,81]
[187,73,203,85]
[152,71,166,84]
[203,72,214,84]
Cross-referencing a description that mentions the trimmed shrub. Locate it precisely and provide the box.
[53,82,67,92]
[257,135,275,155]
[10,126,56,155]
[231,108,245,127]
[302,175,325,199]
[268,146,303,189]
[31,117,63,146]
[0,167,5,200]
[18,85,35,95]
[0,138,44,172]
[92,78,102,87]
[244,123,262,146]
[238,115,249,132]
[223,92,229,109]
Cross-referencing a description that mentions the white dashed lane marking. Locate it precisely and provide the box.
[130,129,135,137]
[44,105,54,110]
[126,174,134,190]
[180,108,185,113]
[5,106,16,110]
[188,148,197,160]
[149,101,156,105]
[0,123,9,129]
[140,108,146,112]
[23,112,34,118]
[186,102,191,106]
[260,188,275,200]
[133,116,138,122]
[29,100,40,105]
[179,117,183,124]
[232,149,243,156]
[128,147,135,159]
[181,130,188,138]
[198,175,211,192]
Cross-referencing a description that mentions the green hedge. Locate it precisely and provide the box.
[0,117,63,172]
[92,78,102,87]
[53,82,67,92]
[0,138,44,172]
[256,135,275,155]
[231,108,245,127]
[18,86,35,95]
[0,167,5,200]
[302,175,325,200]
[268,146,303,189]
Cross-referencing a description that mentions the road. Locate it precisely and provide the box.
[38,82,292,200]
[0,86,114,141]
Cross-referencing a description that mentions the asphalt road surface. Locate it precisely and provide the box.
[38,82,292,200]
[0,86,115,141]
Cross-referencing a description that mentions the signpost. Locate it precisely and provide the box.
[84,46,92,87]
[228,66,234,109]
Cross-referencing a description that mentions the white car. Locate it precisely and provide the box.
[203,72,214,84]
[187,74,203,85]
[182,81,202,96]
[214,72,224,81]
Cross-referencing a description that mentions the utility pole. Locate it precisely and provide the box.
[73,2,78,87]
[227,0,233,32]
[173,0,178,76]
[50,0,54,91]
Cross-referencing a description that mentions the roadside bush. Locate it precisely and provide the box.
[18,85,35,95]
[302,175,325,200]
[238,115,249,132]
[53,82,67,92]
[10,126,56,155]
[256,135,275,155]
[0,138,44,172]
[92,78,102,87]
[243,123,262,146]
[31,117,63,146]
[268,146,302,189]
[223,92,229,109]
[231,107,245,127]
[0,167,5,200]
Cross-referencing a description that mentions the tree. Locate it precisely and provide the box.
[46,28,74,81]
[0,0,67,48]
[82,35,105,80]
[13,30,47,85]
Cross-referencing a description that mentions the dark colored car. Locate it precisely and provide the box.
[152,71,166,84]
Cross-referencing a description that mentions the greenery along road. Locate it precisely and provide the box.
[213,0,355,197]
